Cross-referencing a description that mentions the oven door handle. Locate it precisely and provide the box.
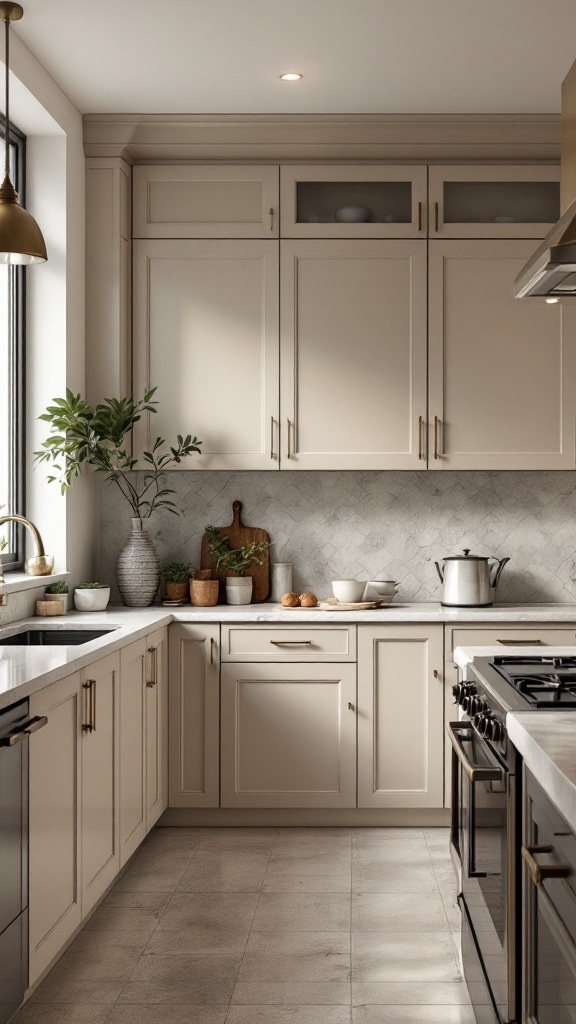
[447,722,504,783]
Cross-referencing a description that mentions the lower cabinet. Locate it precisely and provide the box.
[119,640,147,866]
[145,627,168,830]
[220,662,357,808]
[357,624,444,808]
[168,623,220,807]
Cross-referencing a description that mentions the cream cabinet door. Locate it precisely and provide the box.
[119,640,147,866]
[280,240,427,469]
[80,653,120,916]
[221,662,357,808]
[428,240,576,469]
[29,672,81,985]
[133,165,279,238]
[358,625,444,809]
[168,623,220,807]
[133,239,280,470]
[146,627,168,830]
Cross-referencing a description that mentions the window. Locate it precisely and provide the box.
[0,121,25,569]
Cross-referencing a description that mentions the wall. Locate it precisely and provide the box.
[97,470,576,603]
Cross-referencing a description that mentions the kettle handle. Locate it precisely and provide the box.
[434,561,444,584]
[490,557,510,589]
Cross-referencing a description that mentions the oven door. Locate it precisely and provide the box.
[448,721,516,1024]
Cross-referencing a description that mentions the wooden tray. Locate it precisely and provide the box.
[281,600,389,611]
[201,500,270,603]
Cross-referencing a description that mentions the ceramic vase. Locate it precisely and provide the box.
[225,576,253,605]
[116,518,160,607]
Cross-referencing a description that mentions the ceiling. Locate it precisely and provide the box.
[13,0,576,116]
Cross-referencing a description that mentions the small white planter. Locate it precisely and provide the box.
[74,587,111,612]
[225,576,253,605]
[43,593,71,614]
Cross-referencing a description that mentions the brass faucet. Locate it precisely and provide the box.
[0,515,54,578]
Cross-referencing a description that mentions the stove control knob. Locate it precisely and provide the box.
[469,696,482,716]
[472,712,484,731]
[488,718,504,743]
[480,711,494,736]
[452,683,461,703]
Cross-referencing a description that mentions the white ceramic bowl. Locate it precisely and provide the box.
[332,580,366,603]
[363,581,399,601]
[334,205,371,223]
[74,587,110,612]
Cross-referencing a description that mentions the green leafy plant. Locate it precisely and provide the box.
[76,582,107,590]
[35,388,202,522]
[45,581,69,594]
[162,561,191,583]
[206,525,270,577]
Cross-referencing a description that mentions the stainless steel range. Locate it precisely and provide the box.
[449,654,576,1024]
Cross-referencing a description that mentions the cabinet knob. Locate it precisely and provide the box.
[348,702,355,711]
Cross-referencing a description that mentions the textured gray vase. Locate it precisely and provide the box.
[116,518,160,607]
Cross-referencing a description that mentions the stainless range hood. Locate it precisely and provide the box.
[514,198,576,298]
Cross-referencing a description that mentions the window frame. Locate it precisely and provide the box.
[0,118,26,571]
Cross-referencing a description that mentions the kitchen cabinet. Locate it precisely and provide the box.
[80,652,120,916]
[133,164,280,238]
[428,164,560,239]
[280,239,427,469]
[220,623,356,662]
[119,639,147,866]
[28,672,82,985]
[168,623,220,808]
[145,627,168,830]
[132,238,280,470]
[220,661,357,808]
[280,164,427,238]
[428,240,576,469]
[357,624,444,808]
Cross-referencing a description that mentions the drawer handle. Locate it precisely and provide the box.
[271,640,313,646]
[522,844,572,885]
[497,639,545,646]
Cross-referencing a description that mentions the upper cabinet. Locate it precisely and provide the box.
[133,165,280,238]
[280,164,427,238]
[428,165,560,239]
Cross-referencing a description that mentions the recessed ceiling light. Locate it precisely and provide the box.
[280,73,302,81]
[546,297,559,304]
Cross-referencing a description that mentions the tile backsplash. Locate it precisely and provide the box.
[97,471,576,604]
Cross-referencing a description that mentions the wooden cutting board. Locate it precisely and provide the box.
[200,500,270,603]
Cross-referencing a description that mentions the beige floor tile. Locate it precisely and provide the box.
[251,892,351,931]
[239,931,350,983]
[13,1006,112,1024]
[177,851,269,893]
[352,1006,475,1023]
[118,953,241,1004]
[262,875,351,894]
[276,829,352,838]
[351,891,447,931]
[196,829,277,851]
[266,851,351,878]
[441,891,462,932]
[106,1007,227,1024]
[41,946,142,984]
[352,861,438,894]
[148,892,257,954]
[113,855,190,893]
[352,932,460,983]
[274,834,352,850]
[101,892,171,912]
[230,983,351,1006]
[246,932,351,956]
[65,931,150,955]
[227,1007,351,1024]
[352,846,432,866]
[84,907,163,934]
[351,982,471,1005]
[352,830,427,848]
[29,982,125,1006]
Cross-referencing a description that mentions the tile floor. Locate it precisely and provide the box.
[17,827,474,1024]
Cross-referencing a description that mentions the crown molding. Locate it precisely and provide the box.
[83,112,560,163]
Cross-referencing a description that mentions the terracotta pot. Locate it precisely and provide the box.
[190,579,219,607]
[165,581,189,601]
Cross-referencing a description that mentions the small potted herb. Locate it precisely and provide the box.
[44,581,70,614]
[162,561,191,602]
[206,526,270,605]
[74,582,111,612]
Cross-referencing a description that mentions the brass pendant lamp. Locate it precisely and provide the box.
[0,2,46,264]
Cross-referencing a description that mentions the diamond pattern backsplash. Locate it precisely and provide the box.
[97,470,576,603]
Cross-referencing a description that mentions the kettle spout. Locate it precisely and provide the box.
[491,557,510,589]
[434,561,444,584]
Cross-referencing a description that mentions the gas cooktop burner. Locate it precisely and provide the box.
[491,656,576,708]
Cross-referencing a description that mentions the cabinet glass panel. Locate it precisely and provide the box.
[443,180,559,225]
[296,180,412,226]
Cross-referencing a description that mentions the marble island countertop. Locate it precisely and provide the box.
[508,712,576,833]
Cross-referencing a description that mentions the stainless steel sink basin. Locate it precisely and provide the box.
[0,628,117,646]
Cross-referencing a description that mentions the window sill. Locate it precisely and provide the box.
[1,571,70,595]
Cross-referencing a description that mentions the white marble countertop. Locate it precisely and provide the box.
[2,601,576,711]
[508,712,576,833]
[454,644,576,671]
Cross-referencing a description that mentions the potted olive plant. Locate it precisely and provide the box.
[206,526,270,605]
[35,388,201,607]
[162,561,191,602]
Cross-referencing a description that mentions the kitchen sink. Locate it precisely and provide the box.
[0,628,118,646]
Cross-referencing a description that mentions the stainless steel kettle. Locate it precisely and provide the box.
[434,549,509,607]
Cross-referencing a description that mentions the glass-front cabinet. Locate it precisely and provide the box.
[280,165,427,237]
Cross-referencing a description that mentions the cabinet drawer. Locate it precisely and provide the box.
[221,624,356,662]
[448,626,576,663]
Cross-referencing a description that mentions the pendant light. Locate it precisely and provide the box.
[0,2,46,264]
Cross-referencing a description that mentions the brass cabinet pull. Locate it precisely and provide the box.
[271,639,312,646]
[497,639,545,646]
[270,416,276,460]
[522,844,572,886]
[269,207,274,232]
[417,201,423,232]
[418,415,424,460]
[82,679,96,733]
[146,645,157,687]
[348,702,355,711]
[434,415,440,459]
[210,636,216,668]
[287,418,292,459]
[434,201,439,232]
